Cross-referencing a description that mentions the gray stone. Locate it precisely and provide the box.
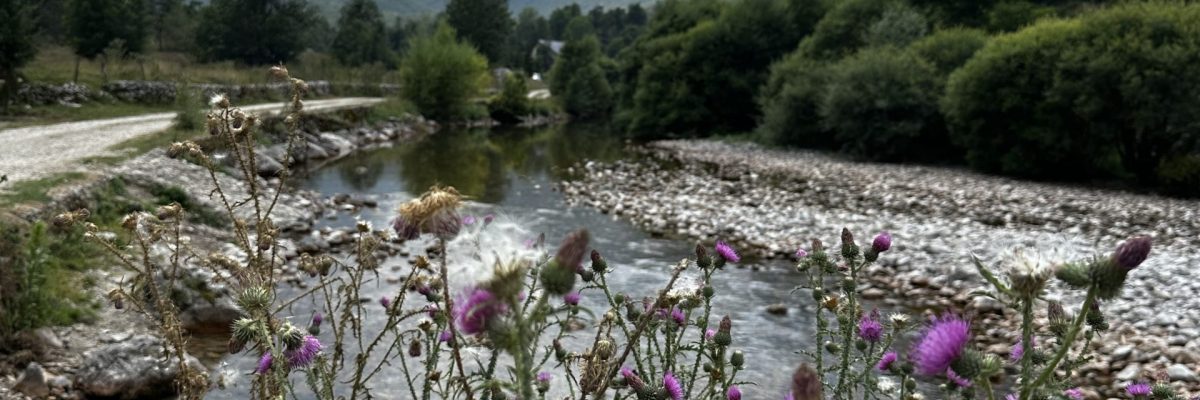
[1111,344,1135,361]
[1167,364,1198,382]
[75,335,203,399]
[13,362,50,397]
[1116,363,1142,381]
[256,153,284,177]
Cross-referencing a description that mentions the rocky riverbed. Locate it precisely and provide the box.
[559,139,1200,398]
[0,113,441,399]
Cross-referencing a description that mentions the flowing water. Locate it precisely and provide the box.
[205,124,818,399]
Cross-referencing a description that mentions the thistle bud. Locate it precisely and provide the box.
[408,340,422,358]
[595,339,615,359]
[121,214,139,231]
[269,65,289,79]
[791,364,822,400]
[590,249,607,273]
[1113,236,1152,270]
[702,286,715,298]
[714,315,733,346]
[730,350,744,367]
[540,260,577,295]
[308,313,322,335]
[236,286,272,313]
[227,337,245,354]
[695,244,711,269]
[555,229,590,271]
[579,269,595,283]
[1047,301,1069,338]
[1086,302,1108,331]
[1055,262,1090,288]
[840,228,859,260]
[950,349,983,380]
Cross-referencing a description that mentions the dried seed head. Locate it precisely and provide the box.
[269,65,289,79]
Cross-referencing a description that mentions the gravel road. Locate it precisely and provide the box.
[0,97,384,185]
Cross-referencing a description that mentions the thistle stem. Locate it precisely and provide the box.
[1023,288,1096,400]
[1018,296,1034,395]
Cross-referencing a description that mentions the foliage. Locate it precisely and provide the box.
[548,3,582,40]
[1156,154,1200,197]
[615,0,825,138]
[68,0,147,59]
[549,35,612,118]
[399,22,489,120]
[445,0,512,62]
[489,72,532,123]
[798,0,894,60]
[906,27,988,76]
[173,82,203,131]
[820,47,945,162]
[0,221,97,337]
[757,53,832,148]
[331,0,393,67]
[863,2,928,48]
[194,0,320,65]
[986,0,1056,32]
[0,0,36,111]
[563,15,596,42]
[945,2,1200,183]
[507,7,550,70]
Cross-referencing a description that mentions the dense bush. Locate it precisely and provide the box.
[907,27,988,76]
[798,0,894,60]
[549,35,612,118]
[820,47,945,161]
[489,72,531,123]
[1157,155,1200,197]
[757,53,832,148]
[945,2,1200,183]
[985,0,1056,32]
[399,22,489,121]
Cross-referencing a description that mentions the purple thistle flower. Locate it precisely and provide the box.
[621,366,645,391]
[715,241,740,263]
[876,351,897,371]
[462,215,477,225]
[1004,394,1017,400]
[706,328,716,340]
[785,393,794,400]
[946,368,972,388]
[483,214,495,226]
[564,291,581,306]
[254,352,273,374]
[795,248,808,259]
[911,314,971,376]
[1113,236,1152,269]
[537,371,552,383]
[417,284,434,296]
[424,304,439,318]
[1126,382,1151,397]
[1010,337,1034,363]
[380,296,391,309]
[285,335,322,368]
[671,307,686,327]
[439,330,453,343]
[663,372,683,400]
[858,312,883,343]
[453,287,507,335]
[391,215,419,240]
[872,232,892,253]
[311,312,323,327]
[727,385,742,400]
[1064,388,1084,400]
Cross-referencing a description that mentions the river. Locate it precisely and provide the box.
[203,124,817,399]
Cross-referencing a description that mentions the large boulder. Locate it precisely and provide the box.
[75,335,203,399]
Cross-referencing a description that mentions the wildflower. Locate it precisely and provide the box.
[696,244,712,269]
[308,312,322,335]
[727,385,742,400]
[790,364,822,400]
[911,314,971,376]
[408,340,421,357]
[285,335,322,368]
[1113,236,1152,269]
[391,215,419,240]
[536,371,552,392]
[877,377,897,393]
[889,313,910,329]
[840,228,858,259]
[714,315,732,346]
[715,241,740,263]
[462,215,477,225]
[380,297,391,309]
[946,368,972,388]
[621,367,645,392]
[210,93,230,108]
[706,328,716,340]
[1064,388,1084,400]
[1007,248,1056,297]
[439,330,453,343]
[872,232,892,253]
[394,186,464,240]
[542,230,589,295]
[254,353,273,374]
[564,291,581,306]
[795,248,808,259]
[424,304,439,318]
[671,307,686,327]
[1004,394,1017,400]
[453,287,506,335]
[1126,382,1151,397]
[483,214,494,225]
[858,311,884,343]
[877,351,898,371]
[663,372,683,400]
[590,249,608,273]
[1009,337,1034,363]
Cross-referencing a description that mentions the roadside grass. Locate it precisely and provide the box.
[0,102,176,129]
[0,172,89,206]
[366,97,419,123]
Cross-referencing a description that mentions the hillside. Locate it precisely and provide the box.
[309,0,650,20]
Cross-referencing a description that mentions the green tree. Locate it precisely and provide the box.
[549,4,582,40]
[799,0,893,60]
[446,0,511,62]
[389,16,435,56]
[1,0,36,112]
[562,15,595,41]
[400,22,489,120]
[490,72,531,123]
[907,27,988,76]
[549,35,612,118]
[332,0,392,67]
[68,0,146,82]
[757,53,832,148]
[507,7,549,70]
[194,0,319,65]
[944,2,1200,184]
[820,47,945,161]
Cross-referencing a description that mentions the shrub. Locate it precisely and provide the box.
[549,35,613,118]
[489,72,531,123]
[820,47,946,161]
[1157,154,1200,197]
[945,2,1200,183]
[907,27,989,76]
[399,22,489,121]
[863,2,929,48]
[757,53,832,148]
[986,0,1056,32]
[799,0,894,60]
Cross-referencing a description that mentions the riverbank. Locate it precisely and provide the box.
[560,139,1200,397]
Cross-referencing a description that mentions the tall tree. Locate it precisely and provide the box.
[332,0,392,66]
[68,0,146,81]
[549,35,612,118]
[445,0,511,62]
[194,0,319,65]
[507,7,549,70]
[548,4,581,40]
[1,0,36,112]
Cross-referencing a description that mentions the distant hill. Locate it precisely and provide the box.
[307,0,650,20]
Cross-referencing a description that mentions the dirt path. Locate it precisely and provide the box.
[0,97,384,185]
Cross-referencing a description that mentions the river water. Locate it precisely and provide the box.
[205,125,817,399]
